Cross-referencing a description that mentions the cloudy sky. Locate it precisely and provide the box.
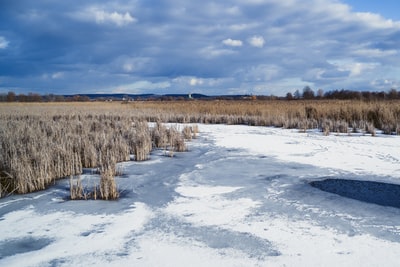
[0,0,399,96]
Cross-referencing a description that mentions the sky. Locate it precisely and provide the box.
[0,0,399,96]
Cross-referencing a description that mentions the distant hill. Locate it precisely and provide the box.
[63,93,157,100]
[60,93,246,101]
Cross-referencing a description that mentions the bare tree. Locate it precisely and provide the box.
[6,91,16,102]
[317,89,324,99]
[302,86,315,99]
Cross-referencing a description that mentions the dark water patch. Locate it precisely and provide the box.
[0,237,53,259]
[310,179,400,209]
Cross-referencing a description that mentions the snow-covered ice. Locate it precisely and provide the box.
[1,124,400,266]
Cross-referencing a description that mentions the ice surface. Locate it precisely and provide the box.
[1,124,400,266]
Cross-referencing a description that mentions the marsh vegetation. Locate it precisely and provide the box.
[0,99,399,198]
[0,103,197,199]
[132,99,400,135]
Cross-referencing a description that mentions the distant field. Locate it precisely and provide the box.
[126,99,400,134]
[1,99,399,132]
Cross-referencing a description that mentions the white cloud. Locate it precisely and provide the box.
[371,79,400,90]
[108,56,151,74]
[226,6,241,16]
[222,38,243,47]
[189,78,204,86]
[329,60,379,77]
[73,7,136,26]
[94,10,135,26]
[308,2,400,29]
[229,23,259,31]
[200,46,236,58]
[171,76,234,94]
[204,3,242,17]
[41,72,65,80]
[354,12,400,29]
[113,80,171,93]
[244,64,282,81]
[241,0,269,5]
[0,36,9,49]
[248,36,265,48]
[348,63,378,77]
[51,72,64,79]
[4,0,400,95]
[123,63,134,72]
[353,48,397,58]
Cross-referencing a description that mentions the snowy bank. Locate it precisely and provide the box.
[1,124,400,266]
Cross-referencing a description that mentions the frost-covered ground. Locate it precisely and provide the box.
[1,124,400,266]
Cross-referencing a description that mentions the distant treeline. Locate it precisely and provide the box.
[283,87,400,101]
[0,92,91,102]
[1,87,400,102]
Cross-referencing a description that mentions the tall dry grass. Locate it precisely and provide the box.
[1,99,399,198]
[0,103,193,198]
[127,99,400,134]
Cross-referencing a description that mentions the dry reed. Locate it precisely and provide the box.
[0,103,191,198]
[1,99,399,198]
[127,99,400,134]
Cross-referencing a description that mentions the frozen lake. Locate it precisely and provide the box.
[1,124,400,266]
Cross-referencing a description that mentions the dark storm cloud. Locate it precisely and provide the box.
[0,0,399,95]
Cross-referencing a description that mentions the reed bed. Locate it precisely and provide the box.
[151,122,187,153]
[127,99,400,135]
[0,99,399,198]
[0,103,193,198]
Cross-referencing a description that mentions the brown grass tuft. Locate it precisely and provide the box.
[70,175,84,200]
[182,126,193,140]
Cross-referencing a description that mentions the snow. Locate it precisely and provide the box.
[1,124,400,266]
[210,125,400,179]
